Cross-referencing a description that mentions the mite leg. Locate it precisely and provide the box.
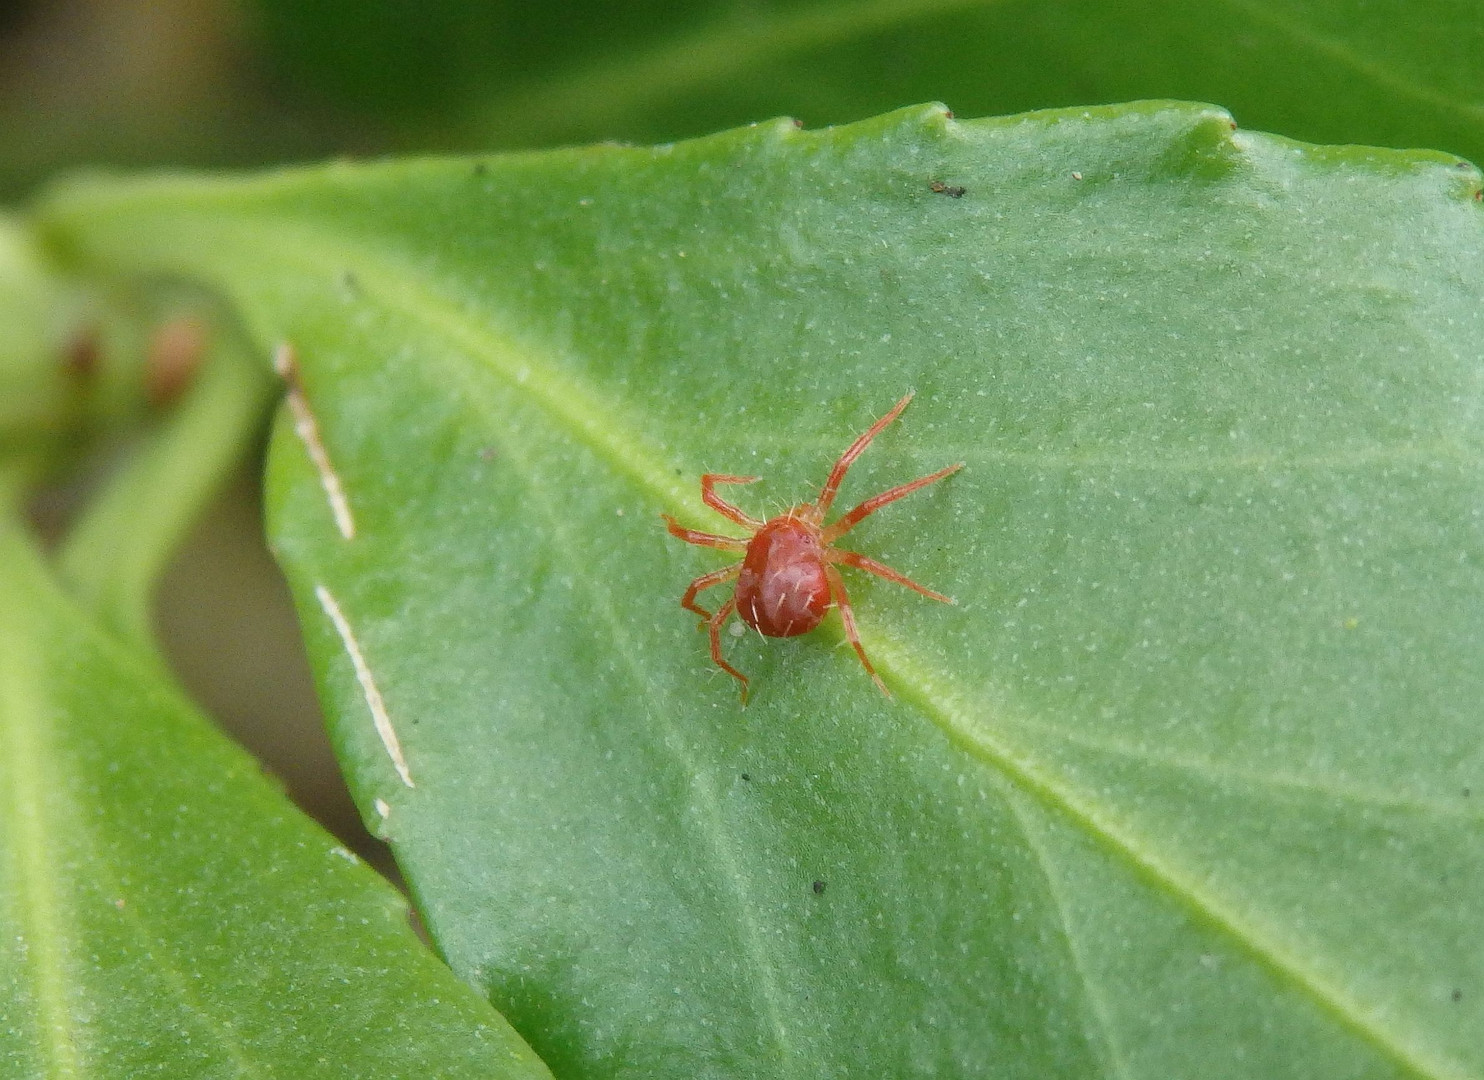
[828,549,954,604]
[680,563,741,621]
[663,514,748,551]
[701,474,764,529]
[825,565,889,697]
[706,595,751,703]
[823,462,962,542]
[816,392,915,513]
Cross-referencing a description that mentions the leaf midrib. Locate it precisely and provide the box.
[180,217,698,520]
[0,561,80,1079]
[877,629,1456,1080]
[478,412,801,1074]
[1000,786,1133,1080]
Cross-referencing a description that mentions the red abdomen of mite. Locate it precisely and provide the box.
[734,517,830,638]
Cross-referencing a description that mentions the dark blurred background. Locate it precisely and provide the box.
[4,0,1479,867]
[6,0,1480,202]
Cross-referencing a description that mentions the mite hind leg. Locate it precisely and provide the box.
[705,596,751,703]
[825,565,889,697]
[680,563,741,621]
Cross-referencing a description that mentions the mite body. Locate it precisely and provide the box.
[735,516,830,638]
[663,392,961,701]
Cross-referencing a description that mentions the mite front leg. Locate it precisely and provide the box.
[662,514,748,552]
[701,474,764,530]
[822,462,962,542]
[816,392,915,513]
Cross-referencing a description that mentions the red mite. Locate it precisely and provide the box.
[663,392,962,702]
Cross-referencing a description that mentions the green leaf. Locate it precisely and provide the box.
[37,102,1484,1077]
[0,518,552,1078]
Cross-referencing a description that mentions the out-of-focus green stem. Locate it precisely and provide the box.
[56,312,275,654]
[0,216,76,453]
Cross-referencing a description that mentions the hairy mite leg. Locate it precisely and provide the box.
[829,549,954,603]
[701,474,764,529]
[662,514,748,551]
[816,392,915,513]
[680,563,741,621]
[823,462,963,541]
[707,596,750,702]
[825,565,889,697]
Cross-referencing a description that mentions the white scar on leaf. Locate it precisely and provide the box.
[315,584,414,788]
[275,342,356,540]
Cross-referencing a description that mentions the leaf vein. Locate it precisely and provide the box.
[990,718,1483,822]
[878,633,1459,1080]
[998,785,1134,1080]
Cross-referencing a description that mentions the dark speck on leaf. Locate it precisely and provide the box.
[1464,787,1472,797]
[812,880,826,895]
[473,161,488,177]
[1453,988,1463,1002]
[342,270,360,294]
[740,773,751,782]
[930,180,966,198]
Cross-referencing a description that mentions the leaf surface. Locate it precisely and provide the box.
[37,102,1484,1078]
[0,518,551,1078]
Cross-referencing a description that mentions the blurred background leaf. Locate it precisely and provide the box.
[0,499,552,1079]
[3,0,1482,201]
